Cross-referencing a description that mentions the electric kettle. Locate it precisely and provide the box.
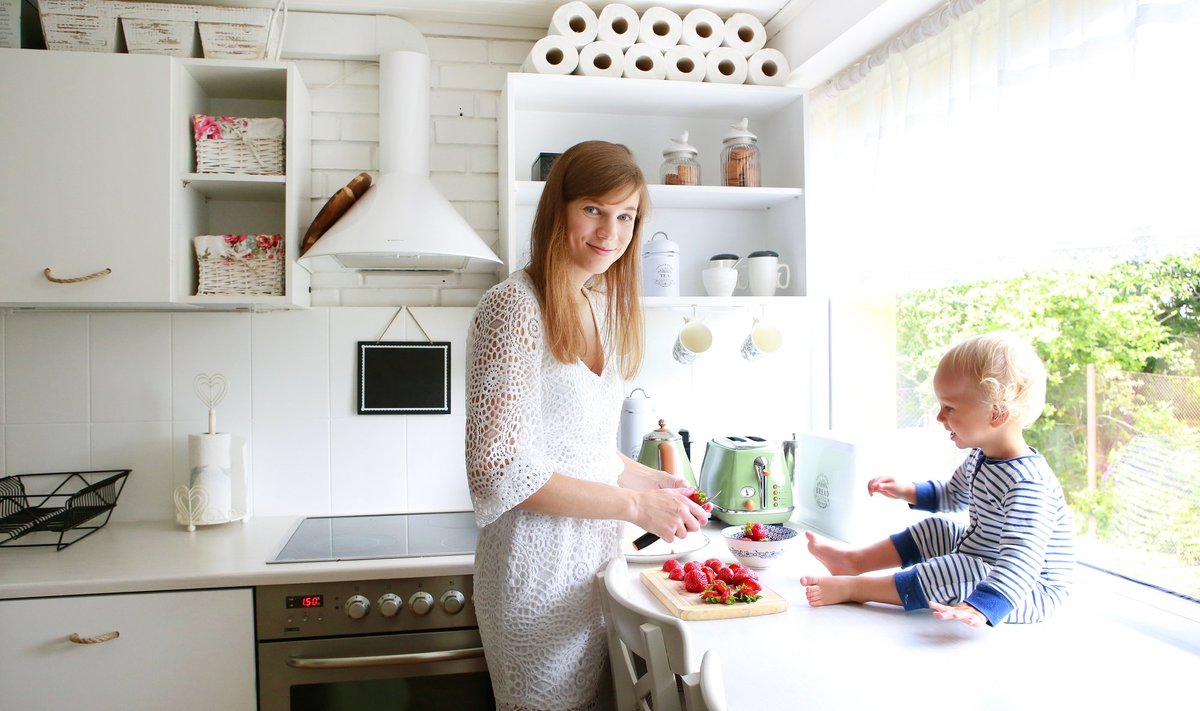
[699,434,796,525]
[637,420,698,487]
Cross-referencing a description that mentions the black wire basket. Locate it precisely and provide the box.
[0,469,131,551]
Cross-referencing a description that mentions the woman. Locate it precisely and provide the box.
[465,140,709,711]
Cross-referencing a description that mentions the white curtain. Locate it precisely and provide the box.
[806,0,1200,295]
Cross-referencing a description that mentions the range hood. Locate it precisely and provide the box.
[292,16,501,272]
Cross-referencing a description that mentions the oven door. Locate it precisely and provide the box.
[257,629,493,711]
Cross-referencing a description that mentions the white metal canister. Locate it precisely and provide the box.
[619,388,656,459]
[642,231,680,297]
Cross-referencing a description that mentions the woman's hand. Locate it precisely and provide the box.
[866,476,916,504]
[617,452,689,491]
[928,601,987,629]
[632,487,708,542]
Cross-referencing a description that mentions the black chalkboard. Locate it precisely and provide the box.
[357,342,451,415]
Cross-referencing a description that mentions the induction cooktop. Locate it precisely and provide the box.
[268,511,479,564]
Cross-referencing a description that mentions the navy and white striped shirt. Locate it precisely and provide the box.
[913,448,1075,624]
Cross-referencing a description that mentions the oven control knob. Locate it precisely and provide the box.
[440,590,466,614]
[377,593,402,617]
[344,594,370,620]
[409,591,434,615]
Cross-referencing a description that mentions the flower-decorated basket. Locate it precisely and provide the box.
[193,114,284,175]
[195,234,284,295]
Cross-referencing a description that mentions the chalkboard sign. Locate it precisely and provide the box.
[357,342,451,415]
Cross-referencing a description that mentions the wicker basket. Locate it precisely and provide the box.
[193,115,284,176]
[195,234,284,296]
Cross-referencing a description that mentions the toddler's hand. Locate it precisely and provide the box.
[866,476,913,501]
[929,601,987,629]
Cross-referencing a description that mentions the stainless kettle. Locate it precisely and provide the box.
[637,419,697,487]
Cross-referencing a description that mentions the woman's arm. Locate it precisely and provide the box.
[520,471,707,542]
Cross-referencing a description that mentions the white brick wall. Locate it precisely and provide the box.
[301,23,541,307]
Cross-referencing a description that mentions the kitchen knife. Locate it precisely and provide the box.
[632,490,720,551]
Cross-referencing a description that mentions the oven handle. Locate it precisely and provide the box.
[286,646,486,670]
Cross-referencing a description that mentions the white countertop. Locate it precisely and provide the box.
[4,517,1197,710]
[625,528,1200,710]
[0,517,473,600]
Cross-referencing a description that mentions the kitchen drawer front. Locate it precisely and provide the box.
[0,588,255,711]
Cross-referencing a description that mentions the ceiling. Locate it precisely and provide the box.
[134,1,807,32]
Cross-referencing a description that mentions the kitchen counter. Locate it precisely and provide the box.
[625,527,1200,710]
[0,517,473,600]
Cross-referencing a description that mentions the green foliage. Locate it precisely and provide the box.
[896,252,1200,500]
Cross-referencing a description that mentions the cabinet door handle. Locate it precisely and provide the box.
[286,646,485,669]
[68,630,120,644]
[44,267,112,284]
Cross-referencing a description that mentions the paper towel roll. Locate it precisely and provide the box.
[747,48,790,86]
[722,12,767,57]
[680,8,724,52]
[548,1,598,48]
[664,44,706,82]
[576,40,625,77]
[189,433,232,523]
[597,3,640,48]
[637,6,683,51]
[623,43,666,80]
[705,47,749,84]
[524,34,580,75]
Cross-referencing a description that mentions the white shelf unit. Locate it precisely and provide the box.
[500,73,806,300]
[172,58,311,309]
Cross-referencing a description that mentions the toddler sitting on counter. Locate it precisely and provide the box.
[801,331,1075,627]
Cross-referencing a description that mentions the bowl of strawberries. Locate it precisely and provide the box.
[721,522,799,569]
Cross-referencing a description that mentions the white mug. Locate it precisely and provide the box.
[672,318,713,364]
[747,252,790,296]
[702,267,738,297]
[741,319,783,360]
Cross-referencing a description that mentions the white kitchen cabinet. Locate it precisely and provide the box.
[0,588,256,710]
[499,73,806,301]
[0,48,311,310]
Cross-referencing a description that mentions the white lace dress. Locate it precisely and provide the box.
[466,271,624,711]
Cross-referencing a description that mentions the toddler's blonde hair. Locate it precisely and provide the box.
[939,331,1047,428]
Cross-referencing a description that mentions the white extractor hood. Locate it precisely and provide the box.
[288,13,501,272]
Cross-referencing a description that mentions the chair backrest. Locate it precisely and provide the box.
[695,649,728,711]
[598,555,696,711]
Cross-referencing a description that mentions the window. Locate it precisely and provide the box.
[807,0,1200,601]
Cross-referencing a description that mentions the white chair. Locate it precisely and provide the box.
[696,649,728,711]
[597,555,697,711]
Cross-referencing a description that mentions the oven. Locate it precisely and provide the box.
[257,512,493,711]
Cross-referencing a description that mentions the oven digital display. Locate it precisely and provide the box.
[286,595,324,609]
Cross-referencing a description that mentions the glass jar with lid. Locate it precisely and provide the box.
[721,117,761,187]
[660,131,701,186]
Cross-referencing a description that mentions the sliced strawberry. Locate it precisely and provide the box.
[700,566,717,585]
[737,578,763,595]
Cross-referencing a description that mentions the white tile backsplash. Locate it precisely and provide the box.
[251,417,331,516]
[251,309,330,421]
[5,312,89,424]
[90,313,172,423]
[91,421,172,522]
[4,423,89,473]
[329,416,408,513]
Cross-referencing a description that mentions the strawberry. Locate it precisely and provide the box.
[717,566,736,583]
[682,560,701,573]
[737,578,763,595]
[683,569,708,593]
[701,580,733,605]
[662,559,683,573]
[743,522,769,541]
[688,489,709,506]
[668,567,685,581]
[700,566,717,585]
[704,557,724,571]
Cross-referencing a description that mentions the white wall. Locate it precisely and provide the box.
[0,11,845,522]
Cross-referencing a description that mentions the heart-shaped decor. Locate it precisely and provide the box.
[193,373,228,410]
[174,485,210,532]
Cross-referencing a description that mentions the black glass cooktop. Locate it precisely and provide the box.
[268,511,479,564]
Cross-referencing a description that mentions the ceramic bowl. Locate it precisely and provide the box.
[720,524,799,569]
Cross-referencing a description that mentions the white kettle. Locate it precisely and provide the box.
[618,388,655,459]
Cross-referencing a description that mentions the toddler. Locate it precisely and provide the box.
[801,331,1074,627]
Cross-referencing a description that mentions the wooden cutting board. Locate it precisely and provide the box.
[640,569,789,620]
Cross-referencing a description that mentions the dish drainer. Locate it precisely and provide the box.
[0,469,130,550]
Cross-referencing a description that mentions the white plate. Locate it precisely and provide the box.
[624,532,710,564]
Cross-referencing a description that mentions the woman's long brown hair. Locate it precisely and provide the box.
[525,141,648,379]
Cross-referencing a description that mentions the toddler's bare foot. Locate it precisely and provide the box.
[800,575,856,607]
[805,531,861,575]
